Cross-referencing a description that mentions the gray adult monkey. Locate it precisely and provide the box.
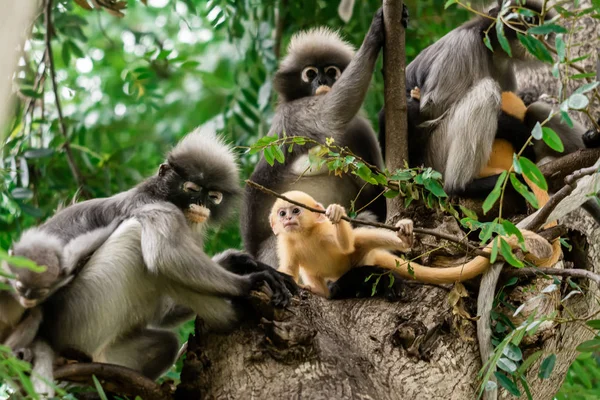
[243,8,409,267]
[32,129,294,387]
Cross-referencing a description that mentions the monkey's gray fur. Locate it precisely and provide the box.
[243,9,391,267]
[21,129,295,385]
[387,0,598,195]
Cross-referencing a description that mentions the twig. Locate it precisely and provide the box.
[526,158,600,231]
[246,179,490,258]
[504,267,600,285]
[44,0,87,193]
[54,362,166,400]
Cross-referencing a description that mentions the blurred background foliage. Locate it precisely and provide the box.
[0,0,597,397]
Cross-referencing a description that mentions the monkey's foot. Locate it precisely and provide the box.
[395,219,414,248]
[328,266,406,301]
[402,3,409,29]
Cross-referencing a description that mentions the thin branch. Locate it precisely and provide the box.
[44,0,87,193]
[246,179,490,258]
[504,267,600,285]
[54,363,166,400]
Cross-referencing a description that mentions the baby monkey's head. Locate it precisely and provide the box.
[269,191,327,235]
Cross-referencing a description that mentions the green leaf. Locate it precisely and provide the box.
[538,354,556,379]
[497,357,518,373]
[585,319,600,329]
[531,122,543,140]
[567,93,590,110]
[384,190,399,199]
[519,157,548,191]
[423,179,447,198]
[263,146,275,166]
[503,343,523,362]
[490,238,499,263]
[510,174,539,209]
[92,375,109,400]
[272,146,285,164]
[576,339,600,352]
[19,88,42,99]
[500,238,524,268]
[542,127,564,152]
[483,34,493,52]
[528,24,568,34]
[574,82,600,95]
[444,0,458,8]
[494,371,521,396]
[62,42,71,65]
[496,19,512,57]
[501,220,524,244]
[482,172,507,214]
[11,188,33,200]
[23,148,54,159]
[555,34,565,62]
[355,164,377,184]
[459,206,478,220]
[517,33,553,63]
[518,350,543,375]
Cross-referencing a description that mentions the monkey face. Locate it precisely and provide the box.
[159,161,234,226]
[301,65,342,96]
[274,205,304,233]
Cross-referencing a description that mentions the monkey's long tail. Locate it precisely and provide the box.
[369,229,555,285]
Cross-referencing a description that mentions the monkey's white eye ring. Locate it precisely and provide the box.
[325,66,341,80]
[301,66,318,83]
[208,191,223,204]
[15,281,24,291]
[183,182,201,192]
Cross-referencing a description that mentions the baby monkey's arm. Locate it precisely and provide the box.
[353,219,414,253]
[325,204,355,254]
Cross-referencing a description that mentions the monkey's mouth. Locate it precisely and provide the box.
[19,298,38,308]
[283,221,300,230]
[185,204,211,223]
[315,85,331,96]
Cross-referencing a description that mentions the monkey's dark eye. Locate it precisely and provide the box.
[279,210,286,217]
[301,66,318,83]
[183,181,201,193]
[325,66,341,80]
[292,208,301,215]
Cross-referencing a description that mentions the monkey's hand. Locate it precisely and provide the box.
[583,120,600,148]
[248,270,296,307]
[395,219,414,248]
[410,87,421,101]
[325,204,346,224]
[402,4,409,29]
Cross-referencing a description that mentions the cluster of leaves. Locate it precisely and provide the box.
[246,134,450,217]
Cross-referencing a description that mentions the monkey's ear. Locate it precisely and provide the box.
[270,215,281,235]
[314,203,328,223]
[158,163,171,177]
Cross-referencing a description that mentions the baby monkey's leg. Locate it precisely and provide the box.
[353,219,414,253]
[300,271,330,298]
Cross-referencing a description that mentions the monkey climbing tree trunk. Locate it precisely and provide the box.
[383,0,408,221]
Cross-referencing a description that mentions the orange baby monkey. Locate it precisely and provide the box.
[270,191,556,297]
[270,191,414,297]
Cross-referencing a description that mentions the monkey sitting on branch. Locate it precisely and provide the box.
[269,191,555,297]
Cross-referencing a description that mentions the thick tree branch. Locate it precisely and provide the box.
[54,363,166,400]
[383,0,408,220]
[44,0,87,194]
[540,148,600,191]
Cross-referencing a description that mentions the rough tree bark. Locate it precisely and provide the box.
[383,0,408,221]
[174,2,600,399]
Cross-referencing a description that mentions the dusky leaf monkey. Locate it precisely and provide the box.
[243,8,409,267]
[270,191,554,295]
[28,130,295,386]
[378,0,600,197]
[0,222,117,363]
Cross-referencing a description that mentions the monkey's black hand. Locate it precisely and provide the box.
[328,266,405,301]
[402,4,409,29]
[583,121,600,148]
[248,269,295,307]
[368,8,385,47]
